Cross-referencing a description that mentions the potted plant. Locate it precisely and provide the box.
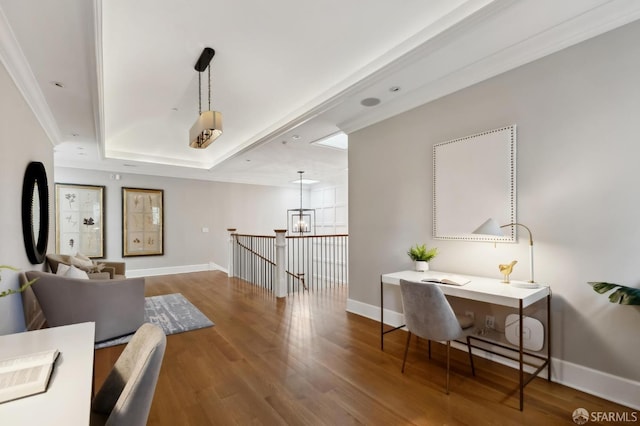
[407,244,438,272]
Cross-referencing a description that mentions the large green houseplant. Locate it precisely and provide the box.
[587,281,640,305]
[407,244,438,272]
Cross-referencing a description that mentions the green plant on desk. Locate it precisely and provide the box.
[407,244,438,262]
[0,265,37,298]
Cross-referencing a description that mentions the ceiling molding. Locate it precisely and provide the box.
[216,0,502,167]
[0,6,63,146]
[338,0,640,134]
[92,0,105,160]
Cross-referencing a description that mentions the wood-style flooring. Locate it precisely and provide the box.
[93,271,632,425]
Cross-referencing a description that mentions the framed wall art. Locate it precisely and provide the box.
[122,187,164,256]
[433,124,516,242]
[55,183,104,258]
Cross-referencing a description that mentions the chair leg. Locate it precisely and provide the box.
[466,335,475,376]
[446,340,451,395]
[401,331,412,373]
[428,339,432,359]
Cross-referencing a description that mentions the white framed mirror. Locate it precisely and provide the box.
[433,125,516,242]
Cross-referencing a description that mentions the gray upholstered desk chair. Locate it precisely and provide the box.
[91,323,167,426]
[399,279,471,394]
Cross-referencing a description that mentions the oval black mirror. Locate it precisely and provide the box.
[21,162,49,264]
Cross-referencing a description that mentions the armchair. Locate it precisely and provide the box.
[46,253,126,279]
[23,271,145,342]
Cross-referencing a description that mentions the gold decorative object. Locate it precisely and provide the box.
[499,260,517,283]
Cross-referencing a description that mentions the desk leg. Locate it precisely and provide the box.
[519,299,524,411]
[547,293,552,381]
[380,277,384,351]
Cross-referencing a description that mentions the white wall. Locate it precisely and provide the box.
[54,167,303,274]
[310,176,348,235]
[0,60,53,332]
[348,21,640,407]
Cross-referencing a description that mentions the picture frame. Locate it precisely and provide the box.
[122,187,164,257]
[55,183,105,258]
[433,125,516,242]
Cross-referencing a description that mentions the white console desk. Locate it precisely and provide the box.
[381,270,551,410]
[0,322,95,425]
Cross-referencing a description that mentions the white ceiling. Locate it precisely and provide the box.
[1,0,640,187]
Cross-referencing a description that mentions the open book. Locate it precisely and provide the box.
[0,349,59,404]
[421,276,470,286]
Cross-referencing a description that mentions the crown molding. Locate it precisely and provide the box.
[92,0,106,159]
[339,0,640,134]
[0,6,62,145]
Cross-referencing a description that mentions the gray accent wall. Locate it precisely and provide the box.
[348,20,640,385]
[54,168,304,271]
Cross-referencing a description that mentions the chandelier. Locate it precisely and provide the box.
[287,171,316,235]
[189,47,223,149]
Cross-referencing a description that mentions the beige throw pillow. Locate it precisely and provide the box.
[56,263,71,276]
[64,265,90,279]
[69,254,94,271]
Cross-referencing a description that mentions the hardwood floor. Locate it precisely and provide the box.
[94,271,632,425]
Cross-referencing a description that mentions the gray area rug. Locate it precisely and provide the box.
[95,293,214,349]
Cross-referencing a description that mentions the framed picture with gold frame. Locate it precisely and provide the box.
[55,183,104,258]
[122,187,164,257]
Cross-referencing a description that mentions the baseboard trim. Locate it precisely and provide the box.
[346,298,640,410]
[128,262,226,278]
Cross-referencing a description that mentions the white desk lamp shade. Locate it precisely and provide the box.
[472,218,535,283]
[472,218,504,236]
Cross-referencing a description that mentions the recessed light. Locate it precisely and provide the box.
[123,164,137,168]
[245,159,251,162]
[360,97,381,107]
[76,146,84,150]
[292,135,301,140]
[71,133,79,137]
[172,108,178,111]
[51,81,64,88]
[389,86,401,92]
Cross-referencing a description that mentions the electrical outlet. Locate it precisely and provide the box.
[465,311,475,321]
[485,315,495,329]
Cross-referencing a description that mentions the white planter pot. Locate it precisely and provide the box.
[415,261,429,272]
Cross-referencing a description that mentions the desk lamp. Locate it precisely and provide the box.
[473,218,535,283]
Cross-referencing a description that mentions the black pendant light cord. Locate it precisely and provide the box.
[198,71,202,115]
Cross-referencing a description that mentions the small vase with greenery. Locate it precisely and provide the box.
[407,244,438,272]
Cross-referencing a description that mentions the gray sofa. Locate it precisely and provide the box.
[23,271,145,342]
[46,253,127,280]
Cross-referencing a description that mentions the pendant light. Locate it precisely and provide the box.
[189,47,223,148]
[287,171,316,235]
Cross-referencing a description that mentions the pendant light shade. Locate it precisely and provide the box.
[189,47,223,149]
[287,171,316,235]
[189,110,223,148]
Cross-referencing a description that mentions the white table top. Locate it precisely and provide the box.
[0,322,95,426]
[381,270,550,308]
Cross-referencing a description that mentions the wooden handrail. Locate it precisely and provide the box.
[234,236,307,289]
[233,233,276,239]
[235,238,275,266]
[285,234,348,239]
